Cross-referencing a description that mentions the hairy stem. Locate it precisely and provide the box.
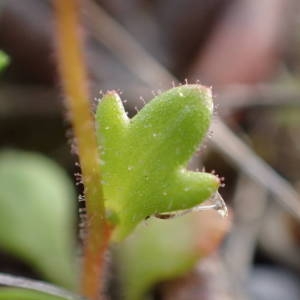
[54,1,110,299]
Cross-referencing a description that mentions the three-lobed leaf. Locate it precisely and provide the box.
[96,85,220,240]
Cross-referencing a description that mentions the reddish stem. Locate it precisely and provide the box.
[54,1,110,299]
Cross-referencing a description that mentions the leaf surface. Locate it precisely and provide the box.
[116,216,199,300]
[0,288,67,300]
[0,151,76,289]
[117,210,231,300]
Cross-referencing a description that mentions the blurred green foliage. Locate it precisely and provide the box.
[117,215,202,300]
[0,151,77,289]
[0,288,66,300]
[0,51,9,71]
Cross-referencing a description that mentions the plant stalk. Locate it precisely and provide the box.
[54,1,110,299]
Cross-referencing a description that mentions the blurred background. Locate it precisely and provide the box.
[0,0,300,299]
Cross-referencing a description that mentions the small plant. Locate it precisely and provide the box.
[0,2,226,299]
[0,84,223,300]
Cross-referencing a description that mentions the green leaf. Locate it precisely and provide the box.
[96,84,220,240]
[116,215,201,300]
[0,51,9,71]
[0,288,66,300]
[0,151,77,289]
[117,210,231,300]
